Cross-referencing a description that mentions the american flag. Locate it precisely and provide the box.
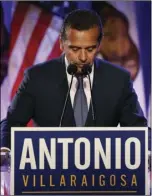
[1,2,72,120]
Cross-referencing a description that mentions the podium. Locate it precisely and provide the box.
[3,127,150,195]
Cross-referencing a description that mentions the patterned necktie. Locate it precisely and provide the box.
[73,76,88,126]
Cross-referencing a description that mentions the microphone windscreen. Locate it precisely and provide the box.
[67,64,77,75]
[82,64,92,75]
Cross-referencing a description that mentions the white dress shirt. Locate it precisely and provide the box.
[65,56,94,109]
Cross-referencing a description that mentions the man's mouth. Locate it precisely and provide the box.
[77,63,89,68]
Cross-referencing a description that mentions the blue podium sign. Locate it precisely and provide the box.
[11,127,148,195]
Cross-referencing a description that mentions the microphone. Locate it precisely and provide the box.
[82,65,96,126]
[59,64,77,127]
[81,64,92,75]
[67,64,77,75]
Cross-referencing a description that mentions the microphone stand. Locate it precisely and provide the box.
[59,74,74,127]
[87,72,96,126]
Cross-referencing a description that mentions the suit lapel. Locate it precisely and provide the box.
[57,55,76,126]
[85,58,105,126]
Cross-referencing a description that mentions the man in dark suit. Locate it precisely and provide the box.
[0,9,147,149]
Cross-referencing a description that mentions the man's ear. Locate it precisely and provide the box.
[59,37,64,51]
[97,41,102,52]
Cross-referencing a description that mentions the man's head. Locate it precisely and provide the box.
[60,9,103,72]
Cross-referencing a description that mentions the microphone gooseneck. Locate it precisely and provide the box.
[82,64,96,126]
[59,64,77,127]
[81,64,92,76]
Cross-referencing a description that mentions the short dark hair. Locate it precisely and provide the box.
[60,9,103,43]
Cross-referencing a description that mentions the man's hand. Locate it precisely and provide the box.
[0,147,10,166]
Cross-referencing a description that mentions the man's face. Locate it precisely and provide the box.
[60,26,100,72]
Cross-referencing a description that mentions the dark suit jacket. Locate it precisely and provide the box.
[1,55,147,148]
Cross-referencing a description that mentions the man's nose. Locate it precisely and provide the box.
[78,50,87,62]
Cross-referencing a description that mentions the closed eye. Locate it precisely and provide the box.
[69,46,81,52]
[69,45,97,52]
[87,48,94,52]
[86,46,97,52]
[72,47,79,52]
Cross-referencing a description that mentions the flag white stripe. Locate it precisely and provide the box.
[1,77,10,120]
[51,15,63,32]
[148,95,151,127]
[8,5,41,93]
[133,69,146,117]
[33,16,63,64]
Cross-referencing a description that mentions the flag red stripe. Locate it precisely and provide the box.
[4,183,8,195]
[47,37,62,60]
[9,2,30,57]
[11,9,52,99]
